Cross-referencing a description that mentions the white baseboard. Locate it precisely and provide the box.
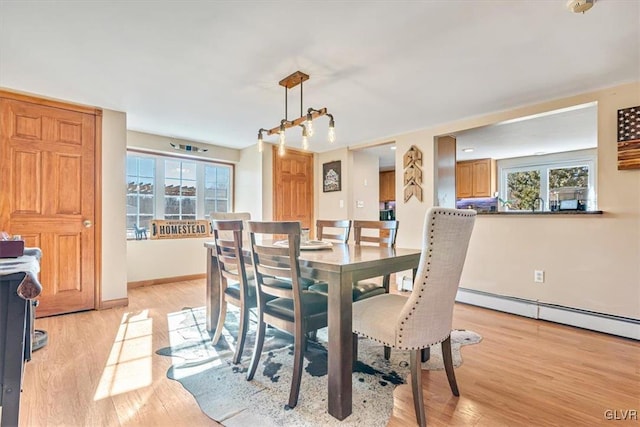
[456,288,639,340]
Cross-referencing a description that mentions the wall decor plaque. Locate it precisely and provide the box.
[323,160,342,192]
[150,219,212,239]
[617,105,640,170]
[403,145,423,202]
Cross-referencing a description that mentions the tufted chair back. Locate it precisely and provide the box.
[396,207,476,350]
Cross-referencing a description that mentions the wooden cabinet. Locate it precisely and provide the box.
[456,159,496,198]
[379,171,395,202]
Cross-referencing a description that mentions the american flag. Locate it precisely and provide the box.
[618,106,640,142]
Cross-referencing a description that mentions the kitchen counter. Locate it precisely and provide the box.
[477,210,603,215]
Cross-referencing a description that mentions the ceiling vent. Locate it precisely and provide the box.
[567,0,595,13]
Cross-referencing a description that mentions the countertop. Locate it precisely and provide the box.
[477,210,603,215]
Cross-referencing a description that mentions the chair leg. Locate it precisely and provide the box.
[442,335,459,396]
[233,304,250,364]
[421,347,430,362]
[287,325,306,409]
[382,274,391,293]
[211,299,227,346]
[384,345,391,360]
[410,350,426,427]
[247,315,266,381]
[352,333,359,368]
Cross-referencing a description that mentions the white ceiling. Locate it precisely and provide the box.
[1,1,638,154]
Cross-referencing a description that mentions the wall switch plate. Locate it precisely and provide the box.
[339,199,344,208]
[534,270,544,283]
[356,200,364,208]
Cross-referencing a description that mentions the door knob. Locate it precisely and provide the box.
[83,220,93,228]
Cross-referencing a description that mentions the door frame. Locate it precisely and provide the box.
[0,89,103,311]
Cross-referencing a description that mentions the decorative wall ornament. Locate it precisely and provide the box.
[617,105,640,170]
[322,160,341,192]
[170,142,208,153]
[403,145,423,202]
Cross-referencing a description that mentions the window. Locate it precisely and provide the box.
[126,152,233,239]
[127,156,155,233]
[499,152,596,211]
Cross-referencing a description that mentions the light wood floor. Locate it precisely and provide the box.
[15,279,639,426]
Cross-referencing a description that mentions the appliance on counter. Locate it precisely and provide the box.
[379,209,395,220]
[379,201,396,220]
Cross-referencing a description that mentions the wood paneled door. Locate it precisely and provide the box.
[273,146,314,231]
[0,91,101,317]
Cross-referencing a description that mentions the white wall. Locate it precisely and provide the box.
[350,150,380,220]
[101,109,128,301]
[236,145,263,219]
[127,130,240,163]
[316,148,350,220]
[126,237,210,282]
[325,82,640,320]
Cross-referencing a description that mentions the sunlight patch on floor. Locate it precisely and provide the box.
[166,307,230,379]
[94,310,153,400]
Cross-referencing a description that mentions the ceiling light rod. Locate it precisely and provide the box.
[257,70,335,153]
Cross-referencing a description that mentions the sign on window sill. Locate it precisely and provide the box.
[150,219,212,239]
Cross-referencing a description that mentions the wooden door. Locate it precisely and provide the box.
[0,93,100,317]
[273,147,314,231]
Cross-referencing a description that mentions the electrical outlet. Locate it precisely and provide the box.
[534,270,545,283]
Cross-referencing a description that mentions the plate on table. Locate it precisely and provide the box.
[273,240,333,250]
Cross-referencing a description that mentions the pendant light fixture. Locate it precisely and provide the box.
[257,71,335,155]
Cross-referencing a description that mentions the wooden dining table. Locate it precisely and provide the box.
[204,241,421,421]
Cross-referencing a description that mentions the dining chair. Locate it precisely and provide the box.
[352,207,476,427]
[246,221,328,410]
[351,220,399,300]
[315,219,351,243]
[210,219,255,364]
[308,220,398,302]
[210,211,251,240]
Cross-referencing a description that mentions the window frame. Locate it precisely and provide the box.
[126,150,234,239]
[498,150,597,212]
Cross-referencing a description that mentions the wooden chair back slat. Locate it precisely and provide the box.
[316,219,351,243]
[353,220,399,248]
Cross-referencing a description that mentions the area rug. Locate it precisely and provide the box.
[156,306,481,426]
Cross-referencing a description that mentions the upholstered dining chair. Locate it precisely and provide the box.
[246,221,328,410]
[210,219,255,364]
[352,207,476,427]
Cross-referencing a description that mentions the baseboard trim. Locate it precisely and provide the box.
[456,287,639,340]
[99,297,129,310]
[128,273,206,289]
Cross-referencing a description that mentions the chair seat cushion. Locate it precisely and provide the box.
[265,292,328,321]
[352,293,408,346]
[224,280,257,305]
[278,276,315,289]
[308,281,386,301]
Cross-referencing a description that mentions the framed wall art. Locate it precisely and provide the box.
[323,160,341,192]
[617,105,640,170]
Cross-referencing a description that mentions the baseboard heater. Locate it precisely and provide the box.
[456,287,639,341]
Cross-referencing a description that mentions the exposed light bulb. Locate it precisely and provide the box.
[301,126,309,150]
[328,117,336,143]
[279,129,286,146]
[306,112,314,137]
[257,131,264,153]
[278,140,286,156]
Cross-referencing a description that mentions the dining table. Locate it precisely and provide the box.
[204,240,421,421]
